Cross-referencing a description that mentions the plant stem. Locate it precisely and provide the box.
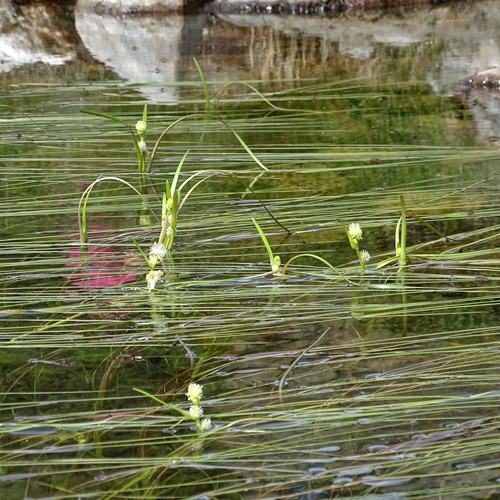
[399,194,407,269]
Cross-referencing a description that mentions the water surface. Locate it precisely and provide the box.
[2,1,500,498]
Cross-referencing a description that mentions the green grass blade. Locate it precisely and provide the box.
[178,173,218,213]
[133,388,190,418]
[222,120,269,171]
[132,238,152,269]
[282,253,352,283]
[77,176,152,243]
[79,182,95,243]
[147,115,203,172]
[81,109,144,171]
[399,194,407,269]
[171,151,190,194]
[252,218,275,268]
[193,57,211,108]
[81,109,130,127]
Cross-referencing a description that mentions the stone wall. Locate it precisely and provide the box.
[76,0,185,14]
[210,0,468,14]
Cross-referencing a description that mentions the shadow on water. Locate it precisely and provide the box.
[2,0,500,498]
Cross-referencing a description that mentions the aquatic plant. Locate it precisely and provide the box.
[341,220,371,271]
[82,61,270,174]
[82,105,149,173]
[77,154,219,289]
[135,382,212,437]
[5,65,500,500]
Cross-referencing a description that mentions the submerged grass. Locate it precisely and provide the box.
[2,74,500,499]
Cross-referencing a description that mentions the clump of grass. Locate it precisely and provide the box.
[252,216,368,283]
[78,155,219,289]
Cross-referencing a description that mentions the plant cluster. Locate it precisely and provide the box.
[78,105,420,291]
[78,63,425,293]
[135,382,212,438]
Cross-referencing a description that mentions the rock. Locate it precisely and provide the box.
[209,0,449,15]
[463,68,500,90]
[76,0,185,14]
[0,0,75,73]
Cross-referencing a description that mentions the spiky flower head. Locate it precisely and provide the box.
[136,120,147,137]
[146,270,163,291]
[149,242,167,261]
[189,405,203,419]
[360,249,371,263]
[186,383,203,404]
[348,223,363,242]
[200,417,212,432]
[148,242,167,268]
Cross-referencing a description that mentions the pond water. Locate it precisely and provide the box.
[2,1,500,499]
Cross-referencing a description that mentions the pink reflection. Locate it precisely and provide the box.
[64,224,139,289]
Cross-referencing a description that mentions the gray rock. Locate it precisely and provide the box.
[463,67,500,90]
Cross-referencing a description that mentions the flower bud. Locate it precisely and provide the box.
[136,120,147,137]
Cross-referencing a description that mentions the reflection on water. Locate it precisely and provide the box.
[3,1,500,499]
[64,240,138,289]
[74,5,205,102]
[0,0,76,72]
[1,0,500,136]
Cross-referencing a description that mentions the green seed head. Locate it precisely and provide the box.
[135,120,147,137]
[272,255,281,274]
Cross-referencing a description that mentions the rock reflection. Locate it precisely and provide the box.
[1,0,500,138]
[460,89,500,144]
[0,0,75,73]
[214,0,500,93]
[75,1,206,102]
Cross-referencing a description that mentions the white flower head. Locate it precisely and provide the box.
[135,120,147,137]
[360,250,371,263]
[138,140,148,156]
[186,383,203,404]
[200,417,212,432]
[348,223,363,241]
[149,242,167,261]
[189,404,203,419]
[146,270,163,291]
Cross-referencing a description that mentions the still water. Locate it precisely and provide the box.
[2,1,500,499]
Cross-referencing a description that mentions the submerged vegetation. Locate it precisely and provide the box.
[2,61,500,500]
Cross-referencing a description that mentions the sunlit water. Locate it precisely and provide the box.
[2,1,500,499]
